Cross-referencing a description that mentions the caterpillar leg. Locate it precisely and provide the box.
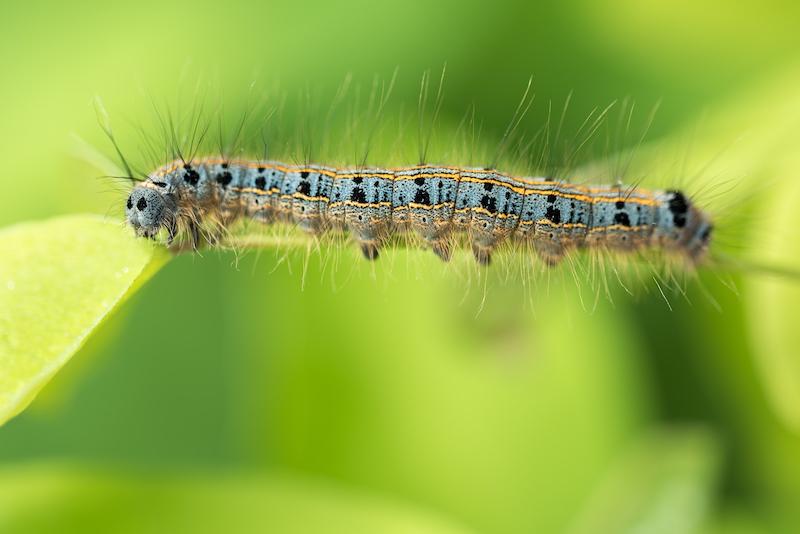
[359,240,381,260]
[468,211,513,266]
[430,239,452,262]
[165,217,178,246]
[166,220,201,253]
[471,243,492,266]
[346,209,387,262]
[532,222,569,267]
[537,250,565,267]
[187,220,201,250]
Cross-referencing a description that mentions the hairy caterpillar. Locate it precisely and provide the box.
[125,157,712,268]
[93,73,734,292]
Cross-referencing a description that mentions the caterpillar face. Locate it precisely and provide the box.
[658,190,713,263]
[125,183,176,239]
[686,212,714,262]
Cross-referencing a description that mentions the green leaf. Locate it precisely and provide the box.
[0,465,469,534]
[710,66,800,433]
[623,65,800,433]
[745,135,800,432]
[0,215,169,426]
[566,428,720,534]
[699,508,772,534]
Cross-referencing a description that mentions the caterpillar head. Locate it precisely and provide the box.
[686,210,714,263]
[660,190,714,264]
[126,181,177,240]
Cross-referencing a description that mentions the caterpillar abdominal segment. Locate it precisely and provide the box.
[125,157,714,266]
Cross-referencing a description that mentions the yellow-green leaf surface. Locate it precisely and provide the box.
[0,215,168,426]
[746,164,800,431]
[0,465,469,534]
[567,428,720,534]
[728,66,800,433]
[623,64,800,433]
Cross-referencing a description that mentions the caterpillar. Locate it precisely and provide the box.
[125,156,713,268]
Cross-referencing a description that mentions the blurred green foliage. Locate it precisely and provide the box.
[1,0,800,532]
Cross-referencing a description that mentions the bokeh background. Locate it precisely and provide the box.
[2,0,800,532]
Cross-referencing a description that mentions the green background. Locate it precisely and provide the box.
[1,0,800,532]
